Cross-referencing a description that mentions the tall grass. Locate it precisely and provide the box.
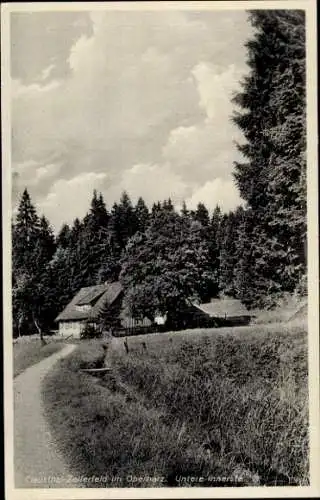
[107,327,308,484]
[42,326,308,487]
[13,340,65,378]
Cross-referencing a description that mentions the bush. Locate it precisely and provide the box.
[80,323,102,340]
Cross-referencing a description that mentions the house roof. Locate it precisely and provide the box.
[77,285,107,306]
[55,281,123,322]
[192,299,250,318]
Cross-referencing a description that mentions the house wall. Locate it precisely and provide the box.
[59,320,85,338]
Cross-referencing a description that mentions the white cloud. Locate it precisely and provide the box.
[39,171,107,231]
[68,34,94,72]
[186,178,243,213]
[106,163,190,207]
[40,64,56,81]
[12,78,61,99]
[13,159,62,189]
[162,62,245,186]
[35,163,62,182]
[192,62,243,121]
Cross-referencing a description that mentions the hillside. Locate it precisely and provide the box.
[42,322,308,487]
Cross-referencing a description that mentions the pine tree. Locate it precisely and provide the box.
[211,205,222,239]
[12,189,39,335]
[46,246,76,320]
[37,215,56,266]
[218,212,238,296]
[13,188,40,274]
[56,223,71,249]
[265,11,306,293]
[110,192,138,250]
[83,191,111,284]
[135,196,149,233]
[232,10,306,307]
[87,190,110,234]
[206,205,222,298]
[151,201,162,219]
[12,190,57,336]
[193,202,210,227]
[70,218,83,245]
[162,198,175,212]
[181,201,189,217]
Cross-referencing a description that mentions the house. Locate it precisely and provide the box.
[179,298,253,328]
[55,283,253,338]
[55,281,152,338]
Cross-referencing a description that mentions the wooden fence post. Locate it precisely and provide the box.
[124,337,129,354]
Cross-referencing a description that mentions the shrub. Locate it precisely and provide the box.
[80,323,102,340]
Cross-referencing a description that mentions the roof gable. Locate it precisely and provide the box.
[77,285,108,306]
[55,281,123,322]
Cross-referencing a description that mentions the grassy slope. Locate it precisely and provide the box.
[109,322,305,351]
[13,340,65,378]
[42,324,308,487]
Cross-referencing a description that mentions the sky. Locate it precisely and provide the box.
[11,9,253,232]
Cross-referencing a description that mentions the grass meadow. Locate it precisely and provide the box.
[42,323,309,487]
[13,338,65,378]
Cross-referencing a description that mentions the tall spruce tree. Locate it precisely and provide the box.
[218,212,238,296]
[12,189,40,275]
[56,223,71,249]
[151,201,162,219]
[84,190,111,283]
[193,202,210,227]
[181,201,189,217]
[110,192,138,250]
[206,205,222,297]
[135,196,149,233]
[12,190,56,336]
[46,246,76,322]
[232,10,306,307]
[87,190,110,233]
[162,198,175,213]
[37,215,56,266]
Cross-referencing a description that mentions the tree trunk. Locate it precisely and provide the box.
[33,314,45,343]
[18,317,22,338]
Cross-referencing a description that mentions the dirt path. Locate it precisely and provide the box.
[14,344,82,488]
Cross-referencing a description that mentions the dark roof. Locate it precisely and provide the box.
[77,285,107,306]
[55,281,123,322]
[192,299,250,318]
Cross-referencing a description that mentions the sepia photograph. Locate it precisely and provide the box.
[1,1,319,498]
